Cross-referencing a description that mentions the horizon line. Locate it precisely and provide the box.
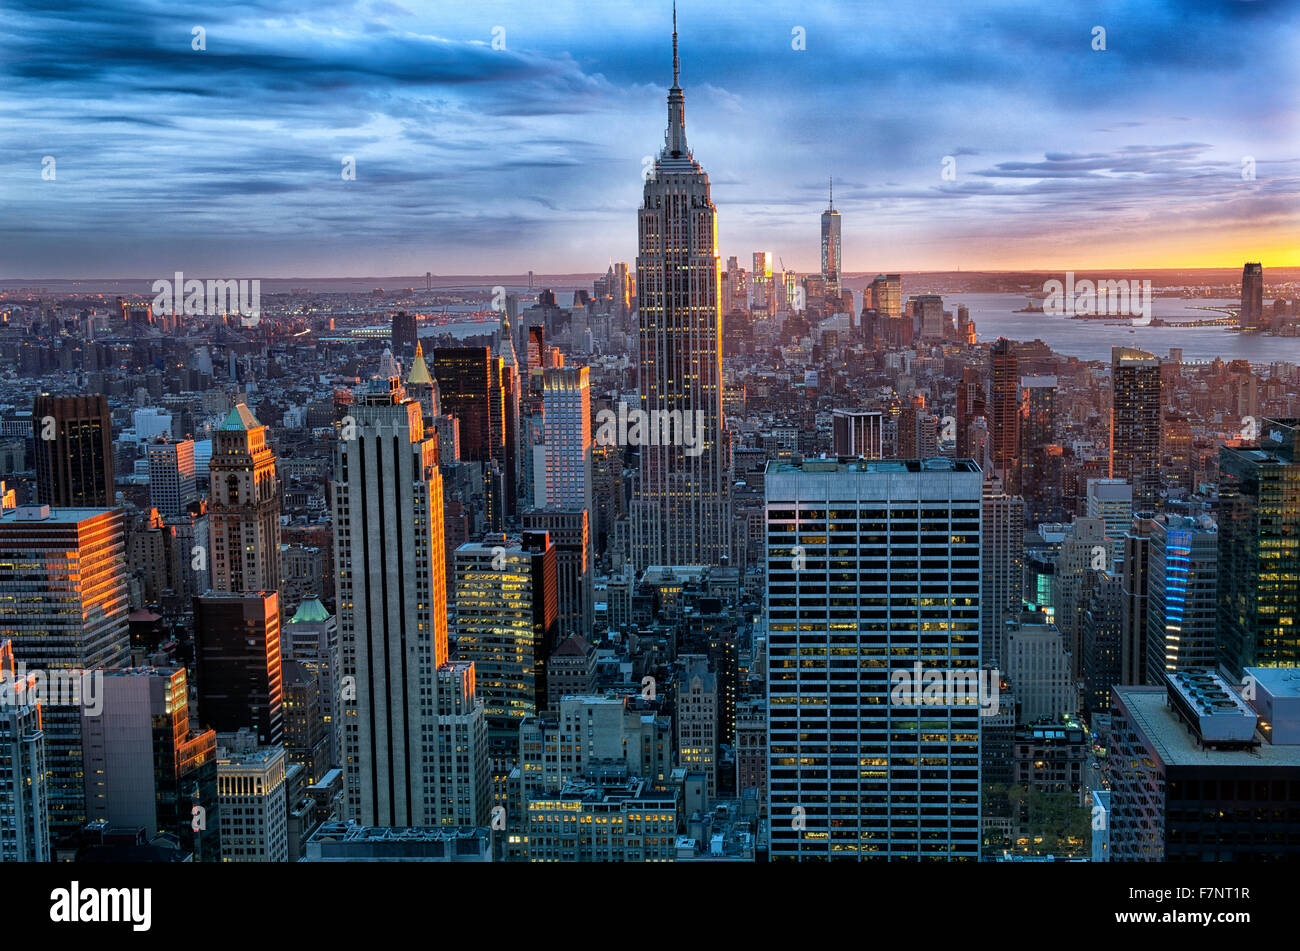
[2,264,1296,285]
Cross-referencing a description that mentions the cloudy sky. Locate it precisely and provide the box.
[2,0,1297,278]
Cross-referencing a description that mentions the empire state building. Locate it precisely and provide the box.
[630,10,731,570]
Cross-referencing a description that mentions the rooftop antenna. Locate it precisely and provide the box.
[672,2,680,87]
[829,175,833,210]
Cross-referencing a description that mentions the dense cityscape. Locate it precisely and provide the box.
[1,4,1298,925]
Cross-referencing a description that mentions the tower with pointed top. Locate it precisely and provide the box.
[208,403,282,594]
[406,341,441,419]
[821,176,841,298]
[630,8,731,570]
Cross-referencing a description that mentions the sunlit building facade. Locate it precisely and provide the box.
[331,375,448,826]
[0,505,129,840]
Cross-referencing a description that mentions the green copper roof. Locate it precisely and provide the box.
[290,596,330,624]
[220,403,261,431]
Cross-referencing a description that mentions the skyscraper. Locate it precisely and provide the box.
[820,177,841,298]
[522,508,593,640]
[866,274,902,320]
[1019,375,1059,524]
[1110,673,1300,861]
[542,366,592,515]
[80,666,219,862]
[0,639,49,862]
[331,375,448,826]
[989,339,1020,492]
[914,294,945,341]
[1145,514,1218,681]
[434,662,490,827]
[1086,478,1134,570]
[433,346,513,522]
[454,532,559,770]
[956,365,986,459]
[194,591,284,746]
[1110,346,1162,508]
[982,476,1025,666]
[33,394,115,508]
[283,596,341,773]
[1218,419,1300,677]
[1081,571,1123,718]
[495,311,522,519]
[896,394,937,458]
[1052,518,1109,680]
[1240,262,1263,333]
[208,404,282,594]
[0,505,130,840]
[432,347,501,464]
[630,14,731,570]
[215,734,289,862]
[1004,611,1075,725]
[766,457,982,861]
[405,341,440,420]
[147,436,196,518]
[831,409,884,458]
[677,657,718,798]
[1117,513,1155,689]
[391,310,417,355]
[281,658,329,784]
[751,252,772,310]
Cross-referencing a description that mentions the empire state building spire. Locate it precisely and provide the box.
[672,2,680,87]
[666,2,688,158]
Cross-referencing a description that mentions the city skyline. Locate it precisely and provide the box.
[3,0,1297,278]
[6,0,1300,887]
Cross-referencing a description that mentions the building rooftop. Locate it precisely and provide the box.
[309,822,488,844]
[552,634,593,658]
[532,777,678,807]
[98,667,180,678]
[219,403,261,431]
[217,746,285,768]
[305,821,491,861]
[1166,669,1258,743]
[0,505,117,525]
[407,342,433,386]
[1245,666,1300,700]
[289,596,331,624]
[1115,686,1300,767]
[282,658,312,688]
[1159,513,1217,534]
[767,457,981,475]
